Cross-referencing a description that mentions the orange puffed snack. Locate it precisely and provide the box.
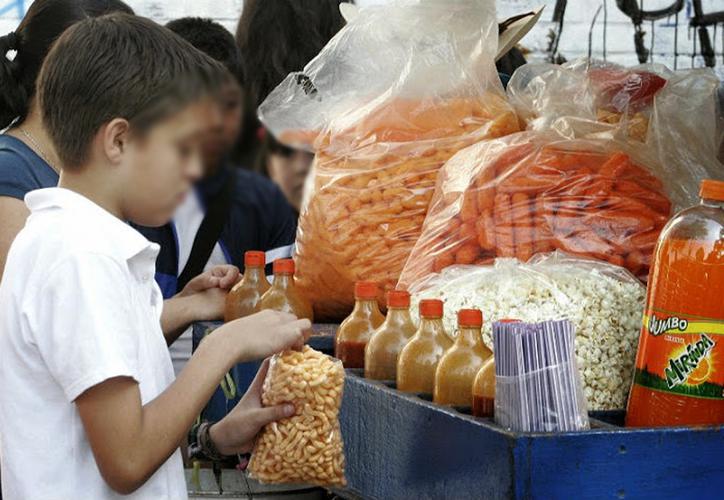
[398,131,695,288]
[293,95,519,321]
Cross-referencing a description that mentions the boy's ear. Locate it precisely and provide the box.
[101,118,131,165]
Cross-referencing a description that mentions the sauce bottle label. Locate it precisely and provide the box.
[633,309,724,399]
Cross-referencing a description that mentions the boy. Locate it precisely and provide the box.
[0,14,309,499]
[136,17,298,374]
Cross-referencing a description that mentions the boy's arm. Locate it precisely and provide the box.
[76,310,308,495]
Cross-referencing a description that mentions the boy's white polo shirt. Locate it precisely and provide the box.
[0,188,186,499]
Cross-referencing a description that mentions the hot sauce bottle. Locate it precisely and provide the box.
[335,282,385,369]
[365,290,417,381]
[397,299,453,395]
[224,251,270,322]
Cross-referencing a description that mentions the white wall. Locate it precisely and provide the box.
[1,0,723,78]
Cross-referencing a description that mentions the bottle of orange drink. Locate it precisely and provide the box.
[626,179,724,427]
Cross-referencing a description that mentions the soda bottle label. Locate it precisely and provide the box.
[633,309,724,399]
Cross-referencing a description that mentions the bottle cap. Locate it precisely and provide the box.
[458,309,483,327]
[387,290,410,308]
[354,281,378,300]
[273,259,295,275]
[419,299,443,318]
[244,251,265,267]
[700,179,724,202]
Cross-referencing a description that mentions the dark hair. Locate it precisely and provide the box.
[38,14,227,168]
[0,0,134,130]
[166,17,242,84]
[234,0,350,168]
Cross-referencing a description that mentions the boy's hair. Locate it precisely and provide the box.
[37,14,227,168]
[165,17,242,85]
[0,0,134,130]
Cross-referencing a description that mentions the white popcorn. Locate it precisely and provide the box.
[409,253,646,411]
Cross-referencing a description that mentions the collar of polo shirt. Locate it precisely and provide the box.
[25,187,159,262]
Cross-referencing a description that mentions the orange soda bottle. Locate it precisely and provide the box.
[397,299,453,394]
[224,251,270,322]
[335,282,385,369]
[626,179,724,427]
[434,309,492,406]
[365,290,417,381]
[259,259,314,321]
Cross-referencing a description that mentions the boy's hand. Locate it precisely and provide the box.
[178,265,240,297]
[219,310,311,362]
[210,359,294,455]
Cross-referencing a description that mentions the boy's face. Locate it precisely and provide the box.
[201,79,243,173]
[122,99,218,227]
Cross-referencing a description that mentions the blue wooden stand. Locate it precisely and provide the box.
[192,322,336,423]
[337,371,724,500]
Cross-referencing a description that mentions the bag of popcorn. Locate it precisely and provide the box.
[249,347,346,487]
[408,252,646,410]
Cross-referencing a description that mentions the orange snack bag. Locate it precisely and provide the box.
[399,131,704,287]
[257,1,519,321]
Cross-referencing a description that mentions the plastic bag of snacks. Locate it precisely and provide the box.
[248,347,346,487]
[259,0,519,321]
[507,59,721,203]
[398,129,701,285]
[408,252,646,410]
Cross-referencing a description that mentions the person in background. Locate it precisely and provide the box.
[0,0,232,343]
[0,14,309,499]
[235,0,350,212]
[136,17,298,375]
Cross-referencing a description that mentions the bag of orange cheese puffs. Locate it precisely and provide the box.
[259,0,519,320]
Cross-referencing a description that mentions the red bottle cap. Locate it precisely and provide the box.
[458,309,483,327]
[244,251,265,268]
[387,290,410,308]
[273,259,295,275]
[700,179,724,202]
[419,299,443,318]
[354,281,378,300]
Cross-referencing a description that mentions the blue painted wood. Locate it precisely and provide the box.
[192,321,336,422]
[338,372,724,500]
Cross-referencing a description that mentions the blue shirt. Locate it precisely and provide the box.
[135,163,297,298]
[0,135,59,199]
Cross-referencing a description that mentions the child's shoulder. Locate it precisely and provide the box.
[0,135,59,199]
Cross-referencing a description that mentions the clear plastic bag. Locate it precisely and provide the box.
[507,59,722,204]
[407,252,646,411]
[259,0,519,321]
[398,129,697,286]
[248,347,346,487]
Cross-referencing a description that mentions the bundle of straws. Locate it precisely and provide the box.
[493,319,590,432]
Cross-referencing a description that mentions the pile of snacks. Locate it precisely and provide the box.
[249,347,346,487]
[399,132,676,286]
[259,0,519,321]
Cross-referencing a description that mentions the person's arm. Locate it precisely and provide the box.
[0,196,30,279]
[160,265,240,344]
[76,309,308,495]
